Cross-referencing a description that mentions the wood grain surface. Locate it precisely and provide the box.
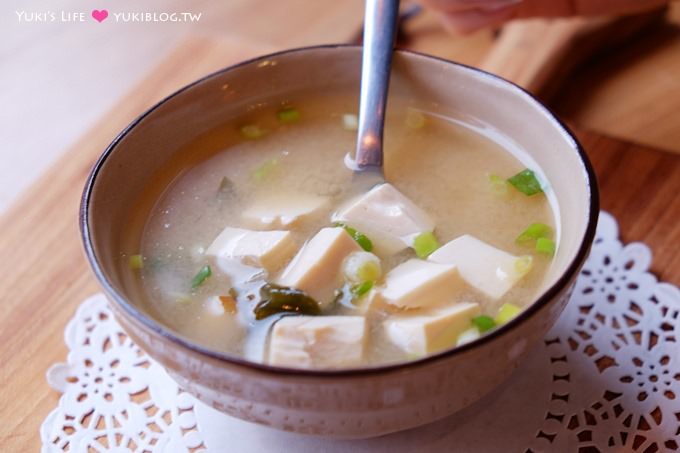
[555,17,680,155]
[1,32,679,452]
[403,6,680,155]
[479,11,667,98]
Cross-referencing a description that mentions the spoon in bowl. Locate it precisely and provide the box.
[350,0,401,192]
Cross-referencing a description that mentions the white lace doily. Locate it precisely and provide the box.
[41,212,680,452]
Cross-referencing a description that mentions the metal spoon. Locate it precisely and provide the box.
[351,0,401,189]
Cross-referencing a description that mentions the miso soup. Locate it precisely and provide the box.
[123,95,557,369]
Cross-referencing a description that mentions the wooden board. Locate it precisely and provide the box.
[402,7,680,155]
[1,35,679,452]
[554,5,680,154]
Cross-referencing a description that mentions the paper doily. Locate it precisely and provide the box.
[41,212,680,452]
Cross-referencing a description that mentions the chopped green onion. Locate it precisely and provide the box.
[516,223,553,244]
[343,251,382,283]
[252,158,278,182]
[334,223,373,252]
[488,173,509,195]
[357,259,381,282]
[128,254,144,270]
[495,303,522,325]
[514,255,534,277]
[191,265,212,289]
[351,281,373,298]
[342,113,358,131]
[507,169,543,196]
[168,291,192,304]
[176,295,192,305]
[536,237,556,256]
[471,315,496,333]
[354,234,372,252]
[457,327,481,346]
[413,231,441,258]
[405,108,426,129]
[218,176,234,194]
[277,107,300,123]
[240,124,266,139]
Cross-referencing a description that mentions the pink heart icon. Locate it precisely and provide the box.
[91,9,108,23]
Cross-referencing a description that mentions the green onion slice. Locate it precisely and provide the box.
[488,173,509,195]
[536,237,556,257]
[413,231,441,258]
[277,107,300,123]
[334,223,373,252]
[351,281,373,298]
[457,327,481,346]
[240,124,266,139]
[516,223,553,244]
[343,251,382,283]
[507,169,543,196]
[495,303,522,325]
[514,255,534,277]
[356,259,381,282]
[471,315,496,333]
[191,265,212,289]
[128,254,144,270]
[252,158,278,182]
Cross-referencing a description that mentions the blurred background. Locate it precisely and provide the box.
[2,0,680,213]
[2,0,366,212]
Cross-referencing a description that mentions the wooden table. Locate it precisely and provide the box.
[2,16,680,452]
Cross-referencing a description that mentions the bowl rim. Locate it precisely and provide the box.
[80,44,600,377]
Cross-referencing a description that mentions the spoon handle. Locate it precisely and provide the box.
[355,0,400,170]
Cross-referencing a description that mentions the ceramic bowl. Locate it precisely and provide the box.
[80,46,599,438]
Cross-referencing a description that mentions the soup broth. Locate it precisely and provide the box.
[124,95,556,368]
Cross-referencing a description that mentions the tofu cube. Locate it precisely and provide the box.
[206,226,296,272]
[242,192,328,228]
[384,302,481,356]
[428,234,526,300]
[332,183,435,255]
[268,316,366,368]
[378,259,464,309]
[277,227,362,305]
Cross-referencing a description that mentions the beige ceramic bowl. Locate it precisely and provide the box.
[81,46,599,438]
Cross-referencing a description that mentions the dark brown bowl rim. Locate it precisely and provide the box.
[80,44,600,378]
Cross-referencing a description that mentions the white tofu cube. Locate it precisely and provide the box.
[377,259,463,309]
[206,226,295,273]
[428,234,527,300]
[332,183,435,255]
[242,192,328,228]
[384,302,481,356]
[277,227,362,305]
[268,316,366,368]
